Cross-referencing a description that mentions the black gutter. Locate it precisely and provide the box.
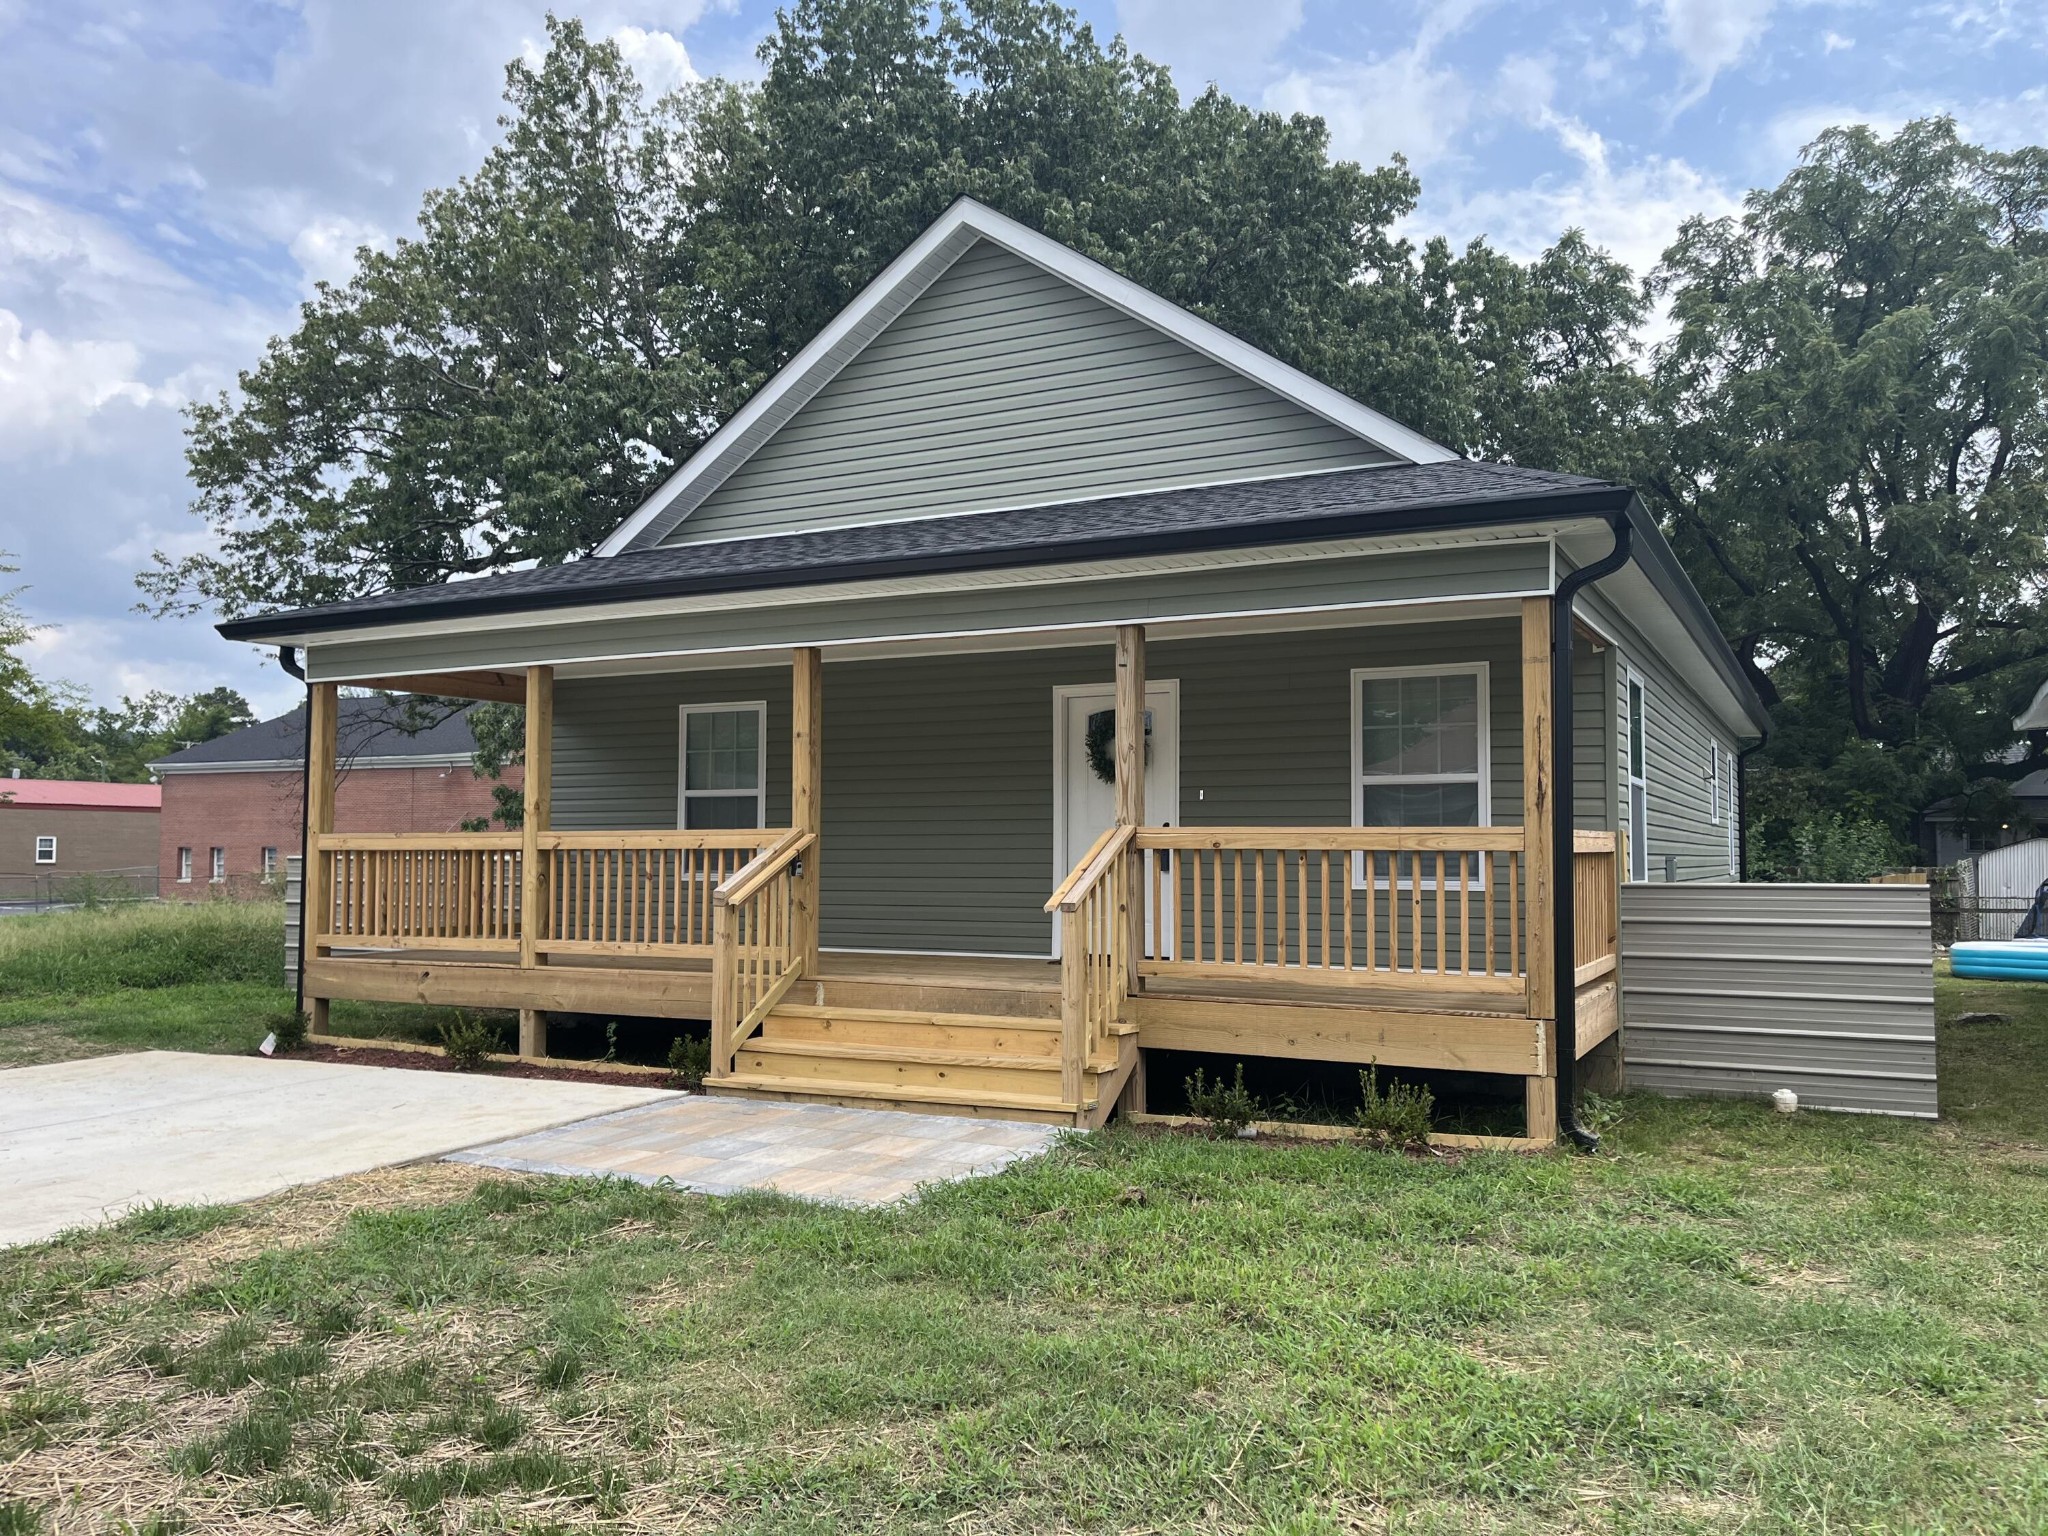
[216,484,1636,642]
[279,645,310,1018]
[1551,509,1634,1152]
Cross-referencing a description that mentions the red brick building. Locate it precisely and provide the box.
[0,778,161,903]
[149,700,519,899]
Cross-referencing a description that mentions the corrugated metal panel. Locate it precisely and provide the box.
[307,540,1551,680]
[1619,882,1937,1117]
[668,239,1393,546]
[1969,839,2048,904]
[552,618,1534,955]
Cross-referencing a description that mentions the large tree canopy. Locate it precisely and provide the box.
[1648,118,2048,865]
[144,4,2048,867]
[143,0,1644,619]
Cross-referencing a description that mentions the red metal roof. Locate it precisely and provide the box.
[0,779,161,811]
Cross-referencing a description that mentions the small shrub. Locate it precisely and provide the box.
[1355,1064,1434,1147]
[437,1012,502,1070]
[1184,1063,1260,1137]
[268,1009,309,1052]
[0,1501,45,1536]
[667,1034,711,1089]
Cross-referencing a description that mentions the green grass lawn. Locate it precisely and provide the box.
[2,906,2046,1532]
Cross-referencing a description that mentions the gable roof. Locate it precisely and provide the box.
[0,780,160,811]
[149,697,490,774]
[596,198,1455,556]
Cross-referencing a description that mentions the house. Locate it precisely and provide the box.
[1919,681,2048,866]
[217,199,1769,1143]
[148,699,518,899]
[0,778,160,902]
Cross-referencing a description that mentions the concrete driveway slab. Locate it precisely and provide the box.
[448,1094,1060,1204]
[0,1051,673,1248]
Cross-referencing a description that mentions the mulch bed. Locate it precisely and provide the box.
[286,1043,684,1090]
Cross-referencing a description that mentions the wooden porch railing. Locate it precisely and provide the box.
[319,833,523,951]
[540,831,780,957]
[709,829,815,1078]
[314,829,786,958]
[1131,827,1532,997]
[1044,824,1135,1107]
[1572,830,1620,985]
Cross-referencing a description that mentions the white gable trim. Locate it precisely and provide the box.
[596,198,1455,556]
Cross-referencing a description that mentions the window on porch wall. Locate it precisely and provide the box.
[1352,664,1489,890]
[678,703,767,830]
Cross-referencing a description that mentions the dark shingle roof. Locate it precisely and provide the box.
[217,460,1625,642]
[150,698,488,771]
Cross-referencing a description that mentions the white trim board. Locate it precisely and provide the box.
[597,197,1454,555]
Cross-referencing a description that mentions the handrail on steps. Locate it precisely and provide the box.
[714,828,815,907]
[1044,824,1134,913]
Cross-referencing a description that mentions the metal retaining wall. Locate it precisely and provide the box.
[1619,882,1937,1118]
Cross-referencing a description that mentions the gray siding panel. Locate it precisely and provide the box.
[307,542,1553,681]
[551,618,1538,955]
[1618,883,1938,1117]
[667,240,1392,545]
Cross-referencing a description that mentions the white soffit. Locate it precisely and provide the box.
[595,197,1456,556]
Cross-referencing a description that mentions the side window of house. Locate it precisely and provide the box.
[209,847,226,883]
[678,703,767,830]
[1725,747,1740,877]
[1627,675,1649,881]
[34,834,56,864]
[1353,664,1488,884]
[177,846,192,882]
[262,846,279,876]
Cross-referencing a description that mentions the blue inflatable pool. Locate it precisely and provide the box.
[1951,939,2048,981]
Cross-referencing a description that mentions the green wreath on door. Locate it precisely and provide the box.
[1084,708,1153,784]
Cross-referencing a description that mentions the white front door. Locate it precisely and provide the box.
[1053,682,1179,957]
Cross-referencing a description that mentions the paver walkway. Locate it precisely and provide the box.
[1,1051,673,1248]
[447,1095,1061,1204]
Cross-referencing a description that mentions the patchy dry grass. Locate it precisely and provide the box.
[3,966,2046,1531]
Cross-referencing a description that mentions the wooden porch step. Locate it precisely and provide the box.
[761,1004,1060,1057]
[735,1038,1064,1099]
[711,1072,1088,1126]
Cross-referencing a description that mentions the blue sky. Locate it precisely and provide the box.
[2,0,2044,720]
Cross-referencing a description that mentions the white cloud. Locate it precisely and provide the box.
[1823,31,1854,53]
[611,25,699,95]
[1115,0,1306,91]
[0,310,165,457]
[1262,1,1490,171]
[1657,0,1777,111]
[289,214,387,291]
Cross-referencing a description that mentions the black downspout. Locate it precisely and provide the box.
[1736,732,1768,881]
[279,646,310,1016]
[1551,513,1633,1152]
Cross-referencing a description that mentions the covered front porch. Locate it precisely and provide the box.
[299,600,1622,1141]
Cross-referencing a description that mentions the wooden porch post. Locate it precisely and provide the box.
[791,647,823,975]
[1114,625,1147,989]
[1520,597,1558,1139]
[304,682,337,1037]
[518,664,553,1058]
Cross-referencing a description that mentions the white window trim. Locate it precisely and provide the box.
[676,701,769,831]
[1627,671,1649,882]
[176,846,192,883]
[209,847,225,883]
[1709,741,1724,825]
[1350,661,1491,890]
[261,846,279,875]
[33,835,55,865]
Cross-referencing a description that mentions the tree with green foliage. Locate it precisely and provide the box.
[143,2,1647,621]
[1648,118,2048,865]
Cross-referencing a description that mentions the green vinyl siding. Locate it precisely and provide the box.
[547,618,1595,956]
[664,239,1394,546]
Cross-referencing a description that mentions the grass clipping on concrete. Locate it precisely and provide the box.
[5,1077,2048,1534]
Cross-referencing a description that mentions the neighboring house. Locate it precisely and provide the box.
[0,778,160,901]
[148,699,519,900]
[1920,682,2048,866]
[219,198,1769,1142]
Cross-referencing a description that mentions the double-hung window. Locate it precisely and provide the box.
[1627,674,1649,881]
[33,835,55,865]
[1352,664,1489,885]
[176,847,192,882]
[261,846,279,876]
[677,703,767,830]
[209,847,226,883]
